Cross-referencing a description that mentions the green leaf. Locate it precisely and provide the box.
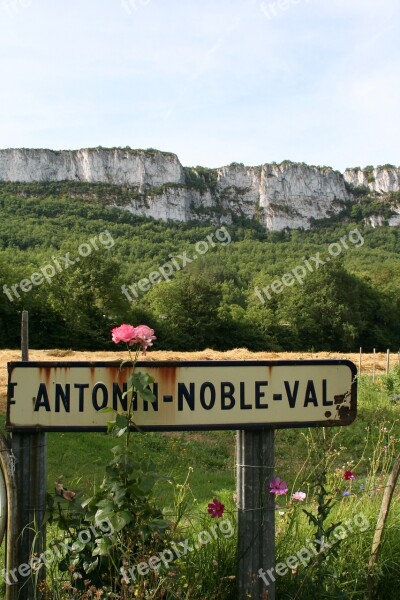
[109,511,132,532]
[107,421,117,434]
[130,372,156,403]
[148,518,170,530]
[138,475,156,494]
[71,540,87,552]
[92,535,113,556]
[116,414,129,428]
[95,507,115,521]
[96,499,115,509]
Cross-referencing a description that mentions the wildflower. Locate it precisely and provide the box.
[343,491,351,496]
[344,470,356,481]
[269,477,288,495]
[292,491,306,501]
[208,498,225,518]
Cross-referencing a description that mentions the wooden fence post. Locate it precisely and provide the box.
[373,348,376,382]
[10,311,47,599]
[237,429,275,599]
[366,454,400,599]
[386,349,390,375]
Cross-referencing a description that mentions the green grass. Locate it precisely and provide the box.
[46,428,236,508]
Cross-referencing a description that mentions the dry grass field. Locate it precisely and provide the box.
[0,348,396,413]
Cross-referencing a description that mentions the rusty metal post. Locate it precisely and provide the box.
[237,429,275,599]
[10,311,47,599]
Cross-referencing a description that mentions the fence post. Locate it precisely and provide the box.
[237,429,275,599]
[0,431,18,600]
[10,311,47,599]
[386,349,390,375]
[373,348,376,382]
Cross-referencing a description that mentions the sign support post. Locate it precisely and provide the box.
[237,429,275,599]
[11,311,47,599]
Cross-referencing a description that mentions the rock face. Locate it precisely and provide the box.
[0,148,185,189]
[217,163,352,230]
[344,166,400,194]
[0,148,399,230]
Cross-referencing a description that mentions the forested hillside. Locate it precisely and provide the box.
[0,186,399,351]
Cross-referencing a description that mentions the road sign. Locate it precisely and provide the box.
[7,360,357,431]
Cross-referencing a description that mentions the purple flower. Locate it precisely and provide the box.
[207,498,225,518]
[270,477,288,496]
[343,491,351,496]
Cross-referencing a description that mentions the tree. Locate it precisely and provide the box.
[144,274,223,350]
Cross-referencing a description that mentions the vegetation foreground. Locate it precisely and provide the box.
[1,367,399,599]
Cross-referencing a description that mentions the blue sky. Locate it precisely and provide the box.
[0,0,399,171]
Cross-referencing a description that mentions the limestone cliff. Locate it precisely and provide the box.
[0,148,184,189]
[344,165,400,194]
[0,147,398,230]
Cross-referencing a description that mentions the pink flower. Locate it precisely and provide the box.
[111,324,137,344]
[129,325,157,355]
[269,477,288,496]
[292,491,306,501]
[111,324,156,354]
[344,471,356,481]
[207,498,225,518]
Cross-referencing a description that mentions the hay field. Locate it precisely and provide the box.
[0,348,395,413]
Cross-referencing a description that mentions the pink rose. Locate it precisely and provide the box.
[111,324,137,344]
[129,325,156,355]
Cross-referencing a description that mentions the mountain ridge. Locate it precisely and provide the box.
[1,147,399,230]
